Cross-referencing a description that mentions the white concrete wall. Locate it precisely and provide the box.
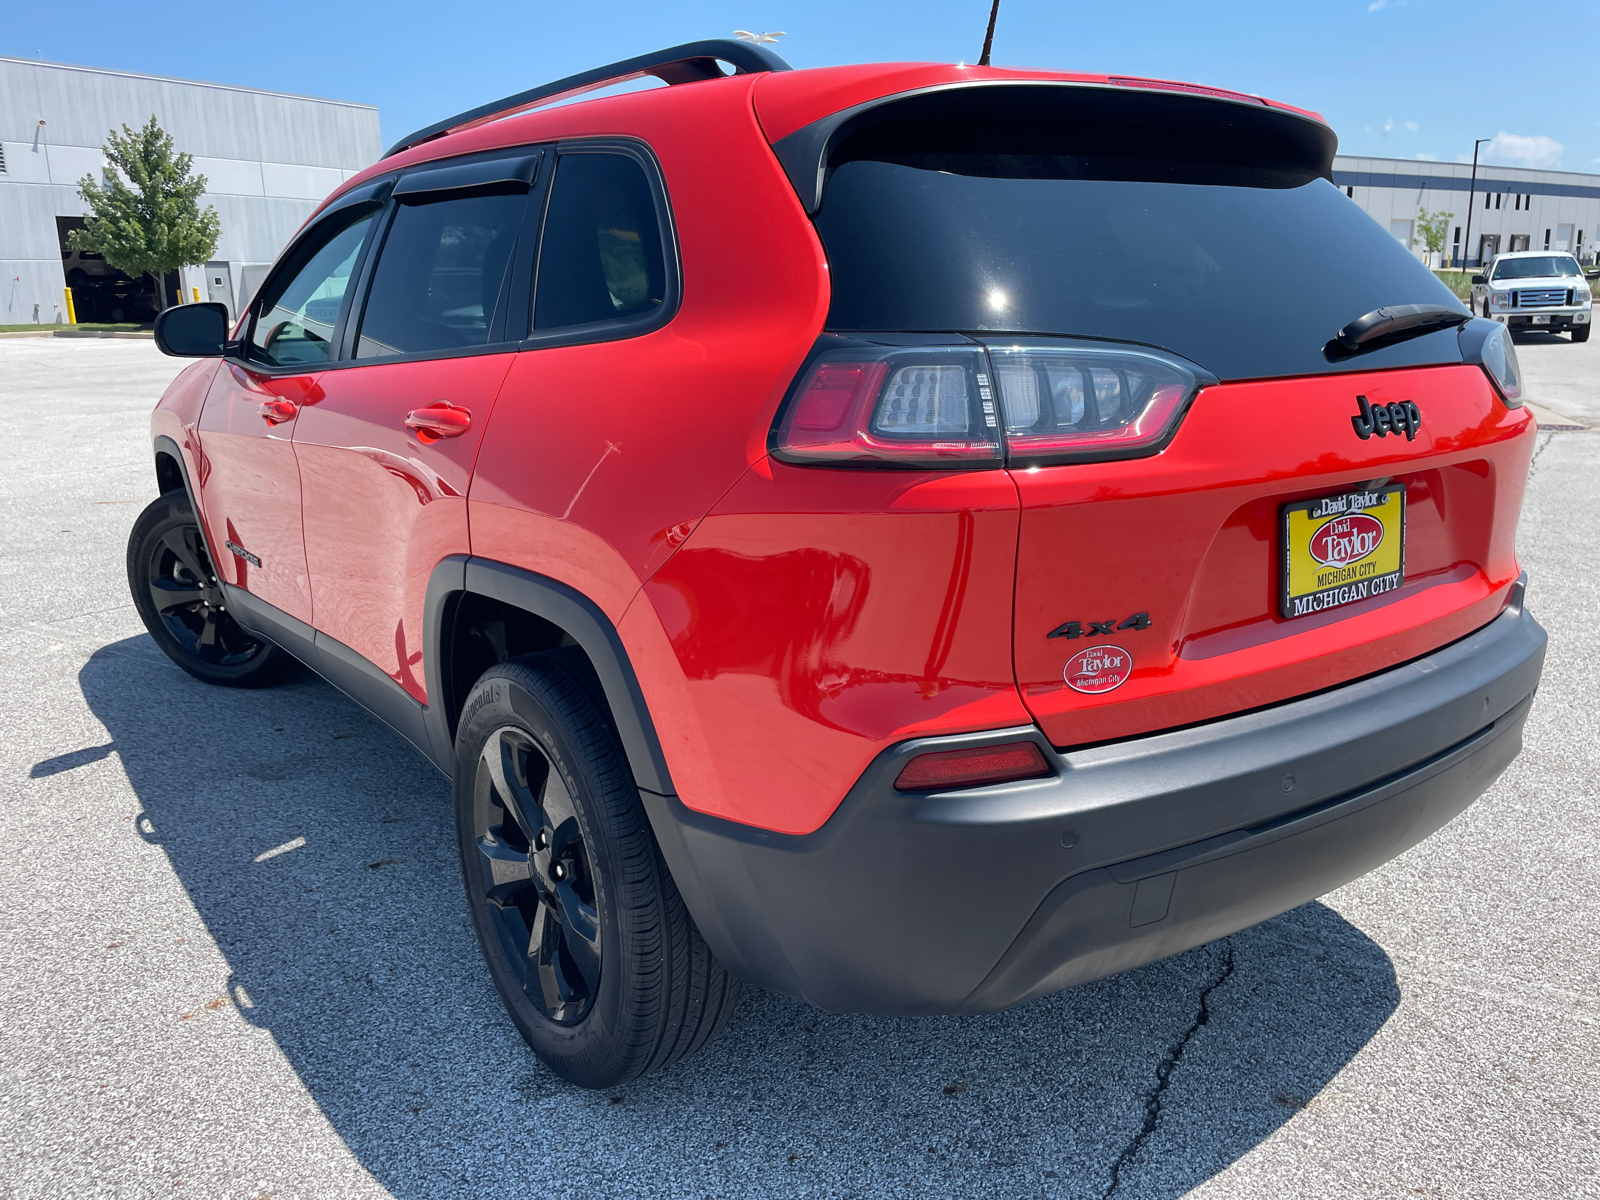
[1334,156,1600,268]
[0,57,378,324]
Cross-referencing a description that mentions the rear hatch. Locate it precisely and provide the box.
[767,77,1534,747]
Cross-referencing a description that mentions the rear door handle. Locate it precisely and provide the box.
[257,399,298,424]
[405,400,472,443]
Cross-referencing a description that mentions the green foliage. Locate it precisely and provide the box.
[1433,270,1476,300]
[1416,209,1454,257]
[68,116,220,308]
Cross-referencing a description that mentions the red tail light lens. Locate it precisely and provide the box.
[893,740,1052,791]
[773,346,1003,467]
[988,342,1206,464]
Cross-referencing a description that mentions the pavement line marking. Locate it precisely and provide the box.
[253,837,307,862]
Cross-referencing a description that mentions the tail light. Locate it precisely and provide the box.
[988,342,1205,464]
[772,338,1208,468]
[893,740,1052,791]
[1458,318,1524,407]
[772,345,1003,467]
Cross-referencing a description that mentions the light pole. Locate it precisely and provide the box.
[1460,137,1491,275]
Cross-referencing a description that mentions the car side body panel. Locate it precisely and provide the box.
[296,352,516,704]
[467,75,830,629]
[626,463,1028,835]
[193,363,323,623]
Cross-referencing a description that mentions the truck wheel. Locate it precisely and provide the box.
[453,650,740,1088]
[1573,325,1590,343]
[127,491,298,688]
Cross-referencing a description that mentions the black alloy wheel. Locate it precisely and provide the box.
[453,650,741,1088]
[471,724,602,1024]
[127,490,296,687]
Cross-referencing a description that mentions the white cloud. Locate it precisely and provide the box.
[1404,121,1419,132]
[1481,131,1564,169]
[1368,0,1404,10]
[1383,117,1394,133]
[1415,153,1438,161]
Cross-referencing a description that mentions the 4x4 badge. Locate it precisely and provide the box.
[1048,612,1150,640]
[1352,395,1421,441]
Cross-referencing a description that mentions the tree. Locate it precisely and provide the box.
[1415,209,1454,264]
[69,116,220,313]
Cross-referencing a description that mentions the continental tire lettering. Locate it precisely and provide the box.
[463,681,502,727]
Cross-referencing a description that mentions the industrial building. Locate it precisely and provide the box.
[1335,154,1600,268]
[1,56,379,325]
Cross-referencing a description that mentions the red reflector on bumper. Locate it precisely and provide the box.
[893,741,1052,791]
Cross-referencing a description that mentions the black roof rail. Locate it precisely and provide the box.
[383,39,792,160]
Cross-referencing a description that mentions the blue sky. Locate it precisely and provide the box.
[6,0,1598,170]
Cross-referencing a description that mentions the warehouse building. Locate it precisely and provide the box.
[1335,154,1600,268]
[1,56,379,325]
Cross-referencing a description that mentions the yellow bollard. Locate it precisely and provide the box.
[63,287,77,325]
[192,286,201,302]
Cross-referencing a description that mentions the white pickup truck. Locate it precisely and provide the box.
[1471,250,1593,343]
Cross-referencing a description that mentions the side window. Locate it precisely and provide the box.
[248,209,376,367]
[355,191,528,358]
[534,153,668,330]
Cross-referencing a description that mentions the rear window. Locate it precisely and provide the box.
[811,89,1465,381]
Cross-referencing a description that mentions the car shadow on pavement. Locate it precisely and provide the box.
[80,637,1401,1200]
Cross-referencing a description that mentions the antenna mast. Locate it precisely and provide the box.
[978,0,1001,66]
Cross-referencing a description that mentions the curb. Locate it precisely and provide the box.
[0,329,154,340]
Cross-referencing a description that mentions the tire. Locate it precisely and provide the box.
[1573,325,1590,343]
[126,490,298,688]
[453,650,740,1088]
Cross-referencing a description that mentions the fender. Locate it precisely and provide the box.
[437,558,677,797]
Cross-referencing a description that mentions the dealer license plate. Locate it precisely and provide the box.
[1533,315,1551,324]
[1280,485,1405,619]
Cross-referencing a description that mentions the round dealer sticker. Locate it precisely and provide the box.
[1063,645,1133,694]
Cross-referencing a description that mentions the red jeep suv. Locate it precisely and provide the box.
[133,41,1546,1088]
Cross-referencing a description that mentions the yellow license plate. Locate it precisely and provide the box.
[1280,485,1405,619]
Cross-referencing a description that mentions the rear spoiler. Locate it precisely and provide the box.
[772,79,1338,214]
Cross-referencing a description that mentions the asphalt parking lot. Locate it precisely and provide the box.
[1,334,1596,1199]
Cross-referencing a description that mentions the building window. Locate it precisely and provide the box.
[1485,192,1492,209]
[1345,186,1354,198]
[1545,229,1551,250]
[0,143,7,175]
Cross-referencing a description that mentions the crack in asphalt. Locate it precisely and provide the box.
[1527,430,1557,482]
[1100,940,1237,1199]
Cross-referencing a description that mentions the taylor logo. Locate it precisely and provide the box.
[1309,513,1383,567]
[1063,645,1132,695]
[1351,395,1421,441]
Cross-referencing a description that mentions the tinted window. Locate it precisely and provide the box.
[534,154,667,330]
[249,209,375,367]
[814,123,1466,382]
[355,191,527,358]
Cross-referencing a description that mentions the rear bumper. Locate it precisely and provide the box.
[644,591,1545,1015]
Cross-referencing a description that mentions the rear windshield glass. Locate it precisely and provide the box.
[813,97,1465,381]
[1491,255,1581,280]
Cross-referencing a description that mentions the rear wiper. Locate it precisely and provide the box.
[1325,303,1470,360]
